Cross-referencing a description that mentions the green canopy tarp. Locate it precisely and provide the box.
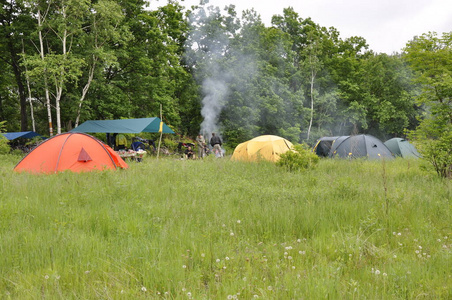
[70,117,174,134]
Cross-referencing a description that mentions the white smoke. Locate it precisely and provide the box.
[200,77,228,136]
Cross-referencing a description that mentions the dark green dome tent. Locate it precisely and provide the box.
[384,138,420,158]
[329,134,394,160]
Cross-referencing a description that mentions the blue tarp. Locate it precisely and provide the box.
[2,131,42,140]
[70,117,175,134]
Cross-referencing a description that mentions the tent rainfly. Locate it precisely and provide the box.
[70,117,174,134]
[231,135,294,162]
[329,134,394,160]
[384,138,421,158]
[14,132,128,174]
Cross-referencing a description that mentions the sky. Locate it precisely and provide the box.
[147,0,452,54]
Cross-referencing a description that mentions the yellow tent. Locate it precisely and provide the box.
[231,135,294,162]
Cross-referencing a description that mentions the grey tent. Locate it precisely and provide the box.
[313,136,339,157]
[329,134,394,160]
[384,138,420,158]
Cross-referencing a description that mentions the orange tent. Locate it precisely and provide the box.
[14,132,128,174]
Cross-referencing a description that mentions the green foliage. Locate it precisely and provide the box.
[276,143,319,171]
[0,136,10,154]
[404,32,452,178]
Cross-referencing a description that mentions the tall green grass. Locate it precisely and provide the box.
[1,155,450,299]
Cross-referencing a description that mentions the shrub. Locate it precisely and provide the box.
[415,129,452,178]
[276,143,319,171]
[0,136,10,155]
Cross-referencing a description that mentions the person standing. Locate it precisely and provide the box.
[196,133,206,159]
[210,132,223,157]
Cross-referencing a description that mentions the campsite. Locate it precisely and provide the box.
[1,0,451,298]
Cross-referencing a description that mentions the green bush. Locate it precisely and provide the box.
[415,129,452,178]
[276,143,319,171]
[0,136,10,155]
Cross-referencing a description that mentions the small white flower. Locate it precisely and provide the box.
[216,259,221,263]
[267,286,273,290]
[288,256,293,260]
[254,295,259,298]
[437,239,442,242]
[415,250,420,254]
[141,287,147,292]
[392,232,396,235]
[237,220,241,224]
[284,252,288,256]
[383,273,387,276]
[297,239,301,243]
[225,256,230,260]
[398,232,401,236]
[44,275,49,280]
[299,250,306,255]
[201,253,205,257]
[182,288,186,292]
[230,232,234,236]
[182,265,187,269]
[393,255,397,258]
[285,246,293,250]
[418,246,422,249]
[375,270,381,275]
[243,277,247,281]
[223,266,227,269]
[187,292,192,297]
[292,266,296,269]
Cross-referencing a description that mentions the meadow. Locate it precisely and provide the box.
[0,154,451,299]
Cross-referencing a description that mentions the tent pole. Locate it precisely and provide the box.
[157,104,163,159]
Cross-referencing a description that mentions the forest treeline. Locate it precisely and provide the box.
[0,0,451,149]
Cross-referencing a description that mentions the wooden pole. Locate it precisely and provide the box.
[157,104,163,159]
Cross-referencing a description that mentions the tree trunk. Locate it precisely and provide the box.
[75,56,97,127]
[7,37,28,131]
[307,68,315,141]
[38,9,53,136]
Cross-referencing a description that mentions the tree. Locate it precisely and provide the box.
[404,32,452,178]
[0,0,34,131]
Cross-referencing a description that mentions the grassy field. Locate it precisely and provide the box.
[0,154,451,299]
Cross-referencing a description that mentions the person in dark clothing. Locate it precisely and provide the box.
[185,146,195,159]
[210,133,223,157]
